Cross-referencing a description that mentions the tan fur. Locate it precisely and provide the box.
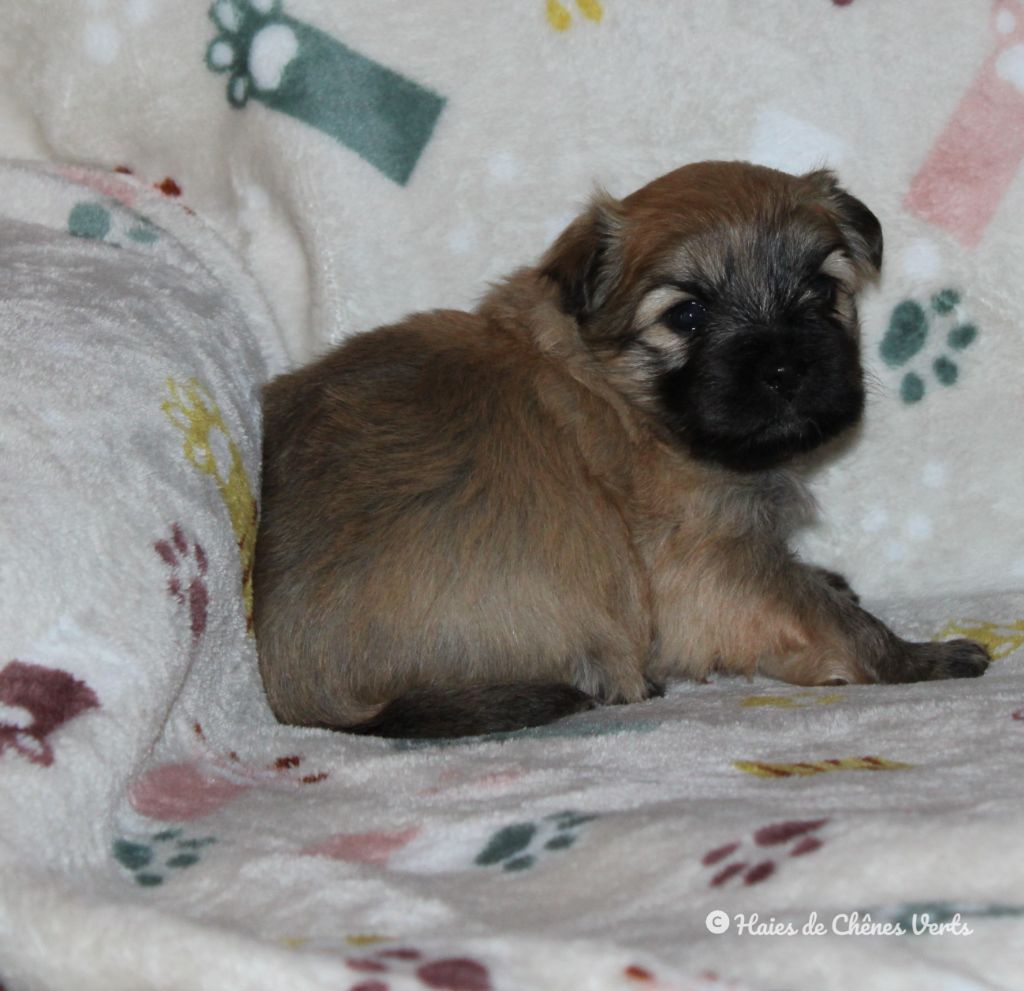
[255,161,988,734]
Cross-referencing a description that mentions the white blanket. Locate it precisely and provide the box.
[1,2,1023,989]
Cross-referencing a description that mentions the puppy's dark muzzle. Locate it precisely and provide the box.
[760,355,807,401]
[746,332,810,403]
[677,323,864,471]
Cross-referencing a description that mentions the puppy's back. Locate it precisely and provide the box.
[255,309,643,733]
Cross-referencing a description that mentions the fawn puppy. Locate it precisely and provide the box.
[255,161,989,738]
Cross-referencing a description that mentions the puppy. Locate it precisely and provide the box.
[254,161,989,739]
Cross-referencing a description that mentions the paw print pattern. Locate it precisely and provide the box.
[701,819,828,887]
[113,829,217,887]
[302,826,420,866]
[205,0,445,186]
[68,200,160,246]
[545,0,604,31]
[879,289,979,404]
[870,899,1024,933]
[741,690,844,709]
[129,724,328,821]
[342,945,492,991]
[0,660,100,767]
[155,523,209,641]
[113,166,192,210]
[58,164,188,237]
[162,378,257,633]
[734,756,911,779]
[474,810,596,872]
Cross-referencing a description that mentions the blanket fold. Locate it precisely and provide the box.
[1,2,1023,988]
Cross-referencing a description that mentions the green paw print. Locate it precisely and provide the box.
[474,810,597,872]
[204,0,445,185]
[113,829,217,887]
[68,201,159,247]
[205,0,288,109]
[880,289,979,404]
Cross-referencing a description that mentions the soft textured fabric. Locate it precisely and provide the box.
[0,2,1023,989]
[2,0,1022,601]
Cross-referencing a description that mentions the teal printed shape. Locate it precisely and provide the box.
[868,900,1024,934]
[880,300,928,369]
[113,831,217,888]
[68,202,112,241]
[475,823,536,866]
[206,0,445,185]
[878,288,979,405]
[474,810,597,873]
[68,201,161,248]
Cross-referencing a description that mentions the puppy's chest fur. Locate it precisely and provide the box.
[484,286,814,675]
[584,414,815,674]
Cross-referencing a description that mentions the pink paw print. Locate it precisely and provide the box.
[701,819,828,887]
[302,826,420,867]
[155,523,209,640]
[129,723,329,821]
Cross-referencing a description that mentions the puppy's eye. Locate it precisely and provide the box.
[662,299,708,334]
[812,274,838,307]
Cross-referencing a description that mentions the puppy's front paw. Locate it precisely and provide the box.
[927,638,991,679]
[643,677,666,699]
[901,638,990,682]
[593,672,663,705]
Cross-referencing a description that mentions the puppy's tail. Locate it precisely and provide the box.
[340,682,596,739]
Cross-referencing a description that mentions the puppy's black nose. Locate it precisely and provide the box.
[761,361,803,399]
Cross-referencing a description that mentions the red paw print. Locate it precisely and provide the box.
[0,660,100,767]
[155,523,209,640]
[344,947,491,991]
[701,819,828,887]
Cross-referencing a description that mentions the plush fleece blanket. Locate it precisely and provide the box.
[1,2,1024,990]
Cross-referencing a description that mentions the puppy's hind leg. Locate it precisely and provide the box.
[343,628,654,740]
[572,653,664,705]
[340,683,596,739]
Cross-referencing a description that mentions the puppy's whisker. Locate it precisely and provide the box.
[862,366,887,401]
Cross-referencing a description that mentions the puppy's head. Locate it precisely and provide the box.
[541,161,882,471]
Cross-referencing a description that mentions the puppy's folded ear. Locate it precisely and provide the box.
[804,170,884,278]
[540,192,626,320]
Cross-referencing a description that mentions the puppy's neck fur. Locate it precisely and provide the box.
[479,267,815,542]
[479,267,596,370]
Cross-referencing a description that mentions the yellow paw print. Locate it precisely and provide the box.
[162,377,257,633]
[344,934,393,946]
[735,756,912,779]
[741,691,844,709]
[546,0,603,32]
